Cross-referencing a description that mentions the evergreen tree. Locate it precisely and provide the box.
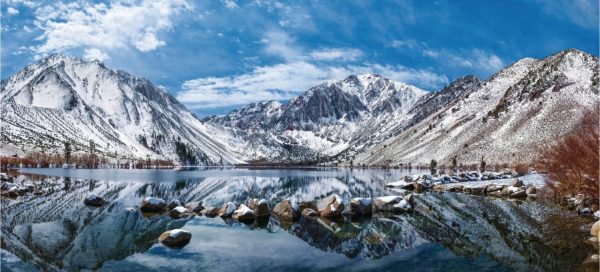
[430,159,437,175]
[64,142,72,164]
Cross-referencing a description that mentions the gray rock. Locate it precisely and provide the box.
[83,193,105,206]
[350,197,372,215]
[140,197,166,212]
[158,229,192,248]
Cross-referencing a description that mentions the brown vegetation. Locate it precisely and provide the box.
[0,152,175,169]
[539,106,599,198]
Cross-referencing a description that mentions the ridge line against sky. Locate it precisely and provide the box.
[1,0,598,116]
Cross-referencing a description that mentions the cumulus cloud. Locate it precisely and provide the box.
[83,48,110,61]
[7,7,20,15]
[32,0,191,58]
[177,61,447,110]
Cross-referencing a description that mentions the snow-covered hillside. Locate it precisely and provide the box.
[0,54,244,165]
[206,74,429,163]
[351,49,599,166]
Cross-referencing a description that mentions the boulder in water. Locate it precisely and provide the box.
[202,206,220,217]
[185,201,204,214]
[158,229,192,248]
[218,202,236,217]
[248,199,270,217]
[273,199,300,221]
[140,197,166,212]
[350,197,372,215]
[373,196,411,213]
[318,194,344,218]
[83,193,105,206]
[169,206,193,219]
[301,208,319,217]
[232,204,256,222]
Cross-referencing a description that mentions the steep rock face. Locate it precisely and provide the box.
[0,54,244,165]
[206,74,427,163]
[352,49,599,166]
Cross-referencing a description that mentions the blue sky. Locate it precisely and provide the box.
[1,0,598,116]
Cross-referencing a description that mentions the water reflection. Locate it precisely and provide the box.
[1,169,594,271]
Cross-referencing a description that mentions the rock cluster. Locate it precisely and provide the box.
[431,179,537,199]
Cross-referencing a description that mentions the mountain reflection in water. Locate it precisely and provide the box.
[0,168,594,272]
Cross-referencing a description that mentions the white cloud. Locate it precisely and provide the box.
[178,29,448,110]
[390,39,419,49]
[309,48,363,61]
[7,7,19,15]
[4,0,37,8]
[83,48,110,61]
[423,48,505,73]
[177,61,447,110]
[261,30,303,61]
[32,0,191,57]
[221,0,239,9]
[533,0,598,29]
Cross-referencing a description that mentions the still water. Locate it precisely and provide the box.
[0,168,595,271]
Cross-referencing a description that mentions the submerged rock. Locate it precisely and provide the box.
[232,204,256,222]
[350,197,372,215]
[273,199,300,221]
[169,206,193,219]
[185,201,204,214]
[318,194,344,218]
[140,197,166,212]
[158,229,192,248]
[218,202,236,217]
[248,198,270,217]
[83,193,105,206]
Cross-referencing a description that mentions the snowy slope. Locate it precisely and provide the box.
[206,74,429,163]
[0,55,244,165]
[351,49,599,166]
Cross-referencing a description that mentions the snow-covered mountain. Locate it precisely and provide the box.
[0,54,244,165]
[206,74,428,163]
[351,49,599,166]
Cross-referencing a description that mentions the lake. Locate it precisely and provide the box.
[0,168,596,271]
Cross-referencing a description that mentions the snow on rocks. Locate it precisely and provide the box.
[318,194,344,218]
[218,202,236,217]
[350,197,373,215]
[83,193,106,206]
[168,200,183,210]
[373,196,412,213]
[232,204,256,222]
[185,201,204,214]
[248,198,270,217]
[140,197,167,212]
[169,206,193,219]
[202,206,220,217]
[158,229,192,248]
[273,199,300,221]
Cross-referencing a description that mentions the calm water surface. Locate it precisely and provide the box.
[0,168,595,271]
